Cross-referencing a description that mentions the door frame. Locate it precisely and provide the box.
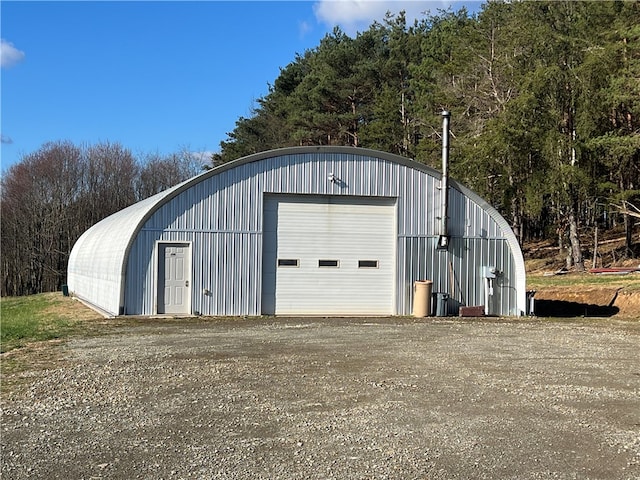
[154,241,193,315]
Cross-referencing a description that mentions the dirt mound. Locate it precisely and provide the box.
[615,289,640,317]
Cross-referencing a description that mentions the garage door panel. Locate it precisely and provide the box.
[262,194,396,315]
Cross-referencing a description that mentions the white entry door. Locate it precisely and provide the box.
[157,243,191,315]
[262,195,396,315]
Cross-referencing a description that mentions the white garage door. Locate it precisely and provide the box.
[262,194,396,315]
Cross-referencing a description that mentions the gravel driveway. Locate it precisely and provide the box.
[2,317,639,479]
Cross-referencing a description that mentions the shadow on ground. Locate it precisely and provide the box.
[534,299,619,317]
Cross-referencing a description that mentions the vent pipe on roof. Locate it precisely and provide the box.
[438,110,451,249]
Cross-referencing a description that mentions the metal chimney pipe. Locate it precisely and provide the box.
[438,110,451,249]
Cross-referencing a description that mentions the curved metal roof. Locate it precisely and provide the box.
[68,146,526,316]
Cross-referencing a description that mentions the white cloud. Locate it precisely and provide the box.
[1,134,13,145]
[313,0,473,36]
[1,39,25,68]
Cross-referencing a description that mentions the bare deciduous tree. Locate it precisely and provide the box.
[1,141,200,296]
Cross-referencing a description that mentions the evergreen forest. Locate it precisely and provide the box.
[216,0,640,269]
[2,0,639,296]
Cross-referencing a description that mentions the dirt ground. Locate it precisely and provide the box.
[533,285,640,318]
[2,314,639,480]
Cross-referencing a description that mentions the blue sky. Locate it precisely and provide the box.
[1,1,480,171]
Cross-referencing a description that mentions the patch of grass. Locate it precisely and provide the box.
[0,294,83,353]
[527,272,640,291]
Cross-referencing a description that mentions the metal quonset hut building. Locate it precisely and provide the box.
[67,146,526,317]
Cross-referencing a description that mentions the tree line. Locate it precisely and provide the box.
[215,0,640,270]
[1,141,203,296]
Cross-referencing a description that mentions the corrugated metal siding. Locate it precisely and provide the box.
[120,149,525,316]
[67,189,182,316]
[125,230,261,316]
